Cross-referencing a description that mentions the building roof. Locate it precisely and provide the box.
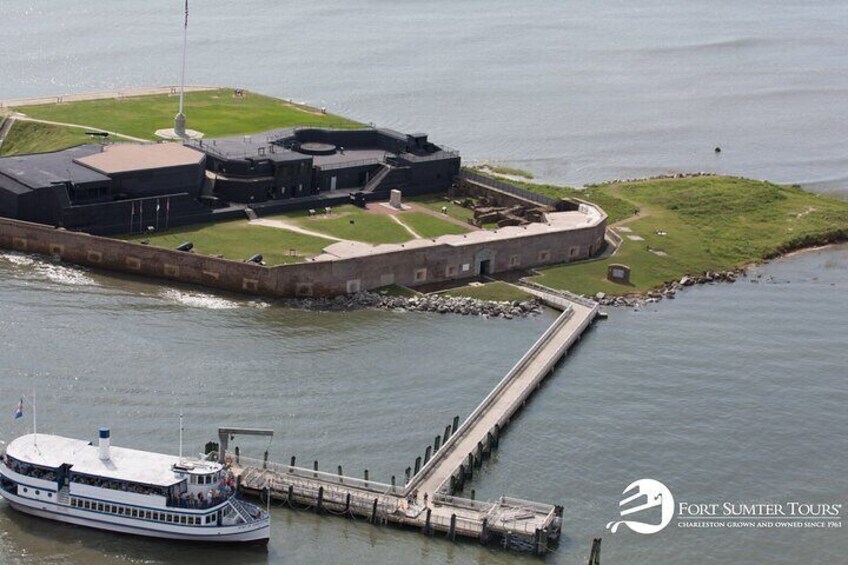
[74,143,204,175]
[192,134,310,163]
[6,433,219,487]
[0,145,109,190]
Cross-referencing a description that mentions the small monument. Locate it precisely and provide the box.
[607,263,631,284]
[389,189,403,209]
[379,188,411,212]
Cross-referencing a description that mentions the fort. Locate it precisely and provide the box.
[0,88,608,297]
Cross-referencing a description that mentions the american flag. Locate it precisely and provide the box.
[13,398,23,420]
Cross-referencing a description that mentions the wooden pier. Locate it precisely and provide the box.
[234,293,599,554]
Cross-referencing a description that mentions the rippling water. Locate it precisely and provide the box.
[0,1,846,563]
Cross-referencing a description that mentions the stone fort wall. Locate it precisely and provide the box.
[0,214,606,298]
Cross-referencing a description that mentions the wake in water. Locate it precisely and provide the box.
[159,288,248,310]
[0,251,98,287]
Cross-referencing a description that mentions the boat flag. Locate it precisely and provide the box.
[13,398,23,419]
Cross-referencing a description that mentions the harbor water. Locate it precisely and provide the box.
[0,1,846,563]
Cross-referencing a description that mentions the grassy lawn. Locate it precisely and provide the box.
[398,211,471,239]
[531,176,848,296]
[372,284,420,297]
[407,194,477,225]
[443,281,533,302]
[475,165,534,179]
[0,121,92,156]
[272,205,412,244]
[12,88,362,141]
[118,219,334,266]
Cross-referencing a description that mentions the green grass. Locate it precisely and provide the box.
[0,121,92,156]
[407,194,478,225]
[443,281,533,302]
[273,205,412,244]
[530,176,848,296]
[373,284,420,297]
[13,88,362,141]
[479,165,534,179]
[118,219,334,266]
[398,211,471,239]
[463,168,633,223]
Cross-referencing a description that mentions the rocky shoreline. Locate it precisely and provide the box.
[282,291,543,318]
[593,268,747,307]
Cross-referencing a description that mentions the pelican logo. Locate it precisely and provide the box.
[606,479,675,534]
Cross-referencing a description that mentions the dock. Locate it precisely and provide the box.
[233,292,599,554]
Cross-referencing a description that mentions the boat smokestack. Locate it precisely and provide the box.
[99,428,111,460]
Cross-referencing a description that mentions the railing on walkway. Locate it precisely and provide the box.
[408,305,574,493]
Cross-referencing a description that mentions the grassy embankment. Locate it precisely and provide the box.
[2,88,361,155]
[516,176,848,296]
[119,220,334,266]
[0,121,93,156]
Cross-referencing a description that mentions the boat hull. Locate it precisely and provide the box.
[1,490,270,544]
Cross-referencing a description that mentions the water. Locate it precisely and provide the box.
[0,1,846,563]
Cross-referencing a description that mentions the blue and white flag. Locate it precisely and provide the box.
[13,398,23,420]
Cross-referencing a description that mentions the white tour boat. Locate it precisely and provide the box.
[0,428,270,543]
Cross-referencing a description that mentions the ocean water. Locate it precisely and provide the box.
[0,1,846,564]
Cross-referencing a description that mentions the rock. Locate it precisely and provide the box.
[595,292,606,301]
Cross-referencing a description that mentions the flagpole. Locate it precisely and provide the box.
[179,412,184,463]
[32,390,37,446]
[179,0,188,117]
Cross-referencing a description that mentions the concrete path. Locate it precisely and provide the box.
[248,217,344,242]
[0,85,220,108]
[11,115,149,142]
[388,214,421,239]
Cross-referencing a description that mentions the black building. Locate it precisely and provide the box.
[0,127,460,234]
[190,127,460,207]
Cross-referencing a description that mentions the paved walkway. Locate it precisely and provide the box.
[0,85,220,108]
[10,115,149,142]
[248,217,345,242]
[388,214,421,238]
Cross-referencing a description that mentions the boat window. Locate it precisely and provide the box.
[118,507,125,515]
[47,492,52,498]
[22,488,28,493]
[35,490,40,496]
[97,503,104,511]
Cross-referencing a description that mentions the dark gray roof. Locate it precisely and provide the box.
[189,132,308,163]
[0,145,110,191]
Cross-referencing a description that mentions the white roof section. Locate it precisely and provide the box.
[315,208,605,261]
[74,143,204,175]
[6,434,220,487]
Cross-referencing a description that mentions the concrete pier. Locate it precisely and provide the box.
[235,293,598,554]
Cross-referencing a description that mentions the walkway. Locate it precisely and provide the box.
[388,214,421,238]
[248,217,345,242]
[408,298,598,497]
[0,85,220,108]
[234,291,598,554]
[10,115,149,142]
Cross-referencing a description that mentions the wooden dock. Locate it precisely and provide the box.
[234,293,599,554]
